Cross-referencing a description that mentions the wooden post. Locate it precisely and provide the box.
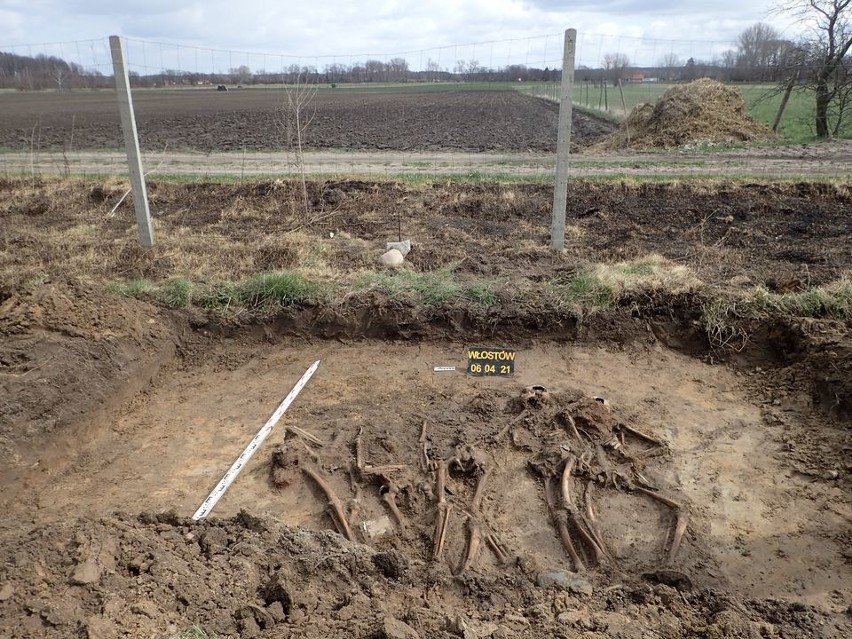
[550,29,576,251]
[772,71,799,133]
[109,35,154,247]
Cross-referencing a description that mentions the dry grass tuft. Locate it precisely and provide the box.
[593,254,702,295]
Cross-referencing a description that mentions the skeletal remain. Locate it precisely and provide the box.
[615,422,664,448]
[419,420,433,470]
[560,455,608,565]
[380,483,405,527]
[493,385,551,442]
[287,425,324,447]
[543,475,585,572]
[461,519,483,573]
[485,531,512,565]
[302,464,356,542]
[634,487,689,564]
[450,449,513,574]
[432,461,451,560]
[471,466,490,513]
[522,385,551,408]
[355,425,365,470]
[526,389,689,569]
[361,464,407,475]
[354,425,410,524]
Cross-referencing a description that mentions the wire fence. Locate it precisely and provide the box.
[0,32,849,182]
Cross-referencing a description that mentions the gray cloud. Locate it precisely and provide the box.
[1,0,787,71]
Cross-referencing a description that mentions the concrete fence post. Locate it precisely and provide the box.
[109,35,154,247]
[550,28,576,251]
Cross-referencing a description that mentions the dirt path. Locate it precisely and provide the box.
[3,142,851,178]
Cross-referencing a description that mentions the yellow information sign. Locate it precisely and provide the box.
[466,347,516,377]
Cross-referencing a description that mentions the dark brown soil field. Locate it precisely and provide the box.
[0,178,850,638]
[0,88,613,152]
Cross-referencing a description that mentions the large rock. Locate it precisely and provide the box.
[0,583,14,601]
[70,558,101,585]
[536,569,593,595]
[379,248,405,268]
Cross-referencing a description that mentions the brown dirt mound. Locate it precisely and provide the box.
[0,511,844,639]
[600,79,773,149]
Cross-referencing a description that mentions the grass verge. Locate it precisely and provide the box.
[104,256,702,317]
[107,271,330,311]
[702,276,852,349]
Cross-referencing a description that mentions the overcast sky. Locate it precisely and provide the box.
[1,0,799,72]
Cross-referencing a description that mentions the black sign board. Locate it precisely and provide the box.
[466,347,516,377]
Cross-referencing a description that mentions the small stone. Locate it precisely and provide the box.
[70,558,101,585]
[0,583,14,601]
[381,615,420,639]
[85,616,117,639]
[267,601,287,623]
[556,610,594,630]
[379,248,405,268]
[199,527,228,556]
[360,515,394,540]
[536,569,593,595]
[823,470,839,481]
[130,600,158,618]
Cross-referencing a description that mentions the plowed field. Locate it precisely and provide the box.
[0,88,613,152]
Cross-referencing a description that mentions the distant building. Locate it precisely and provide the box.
[627,71,645,83]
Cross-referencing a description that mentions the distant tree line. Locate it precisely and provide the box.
[0,51,110,90]
[0,22,835,92]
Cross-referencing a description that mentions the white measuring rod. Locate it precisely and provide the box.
[192,359,320,521]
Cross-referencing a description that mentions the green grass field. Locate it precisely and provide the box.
[524,81,850,144]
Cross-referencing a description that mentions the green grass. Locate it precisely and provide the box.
[106,271,329,311]
[106,279,157,299]
[529,80,851,144]
[702,277,852,348]
[105,264,852,352]
[240,271,328,305]
[356,268,498,306]
[547,273,616,311]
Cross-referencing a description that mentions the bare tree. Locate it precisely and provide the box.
[602,53,630,85]
[776,1,852,136]
[275,73,317,220]
[425,58,441,81]
[738,23,781,67]
[49,64,68,91]
[660,53,681,81]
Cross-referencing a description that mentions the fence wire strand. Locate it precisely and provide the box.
[0,32,848,182]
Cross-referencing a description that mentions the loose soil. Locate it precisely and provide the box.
[0,88,613,152]
[0,178,849,638]
[2,178,849,291]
